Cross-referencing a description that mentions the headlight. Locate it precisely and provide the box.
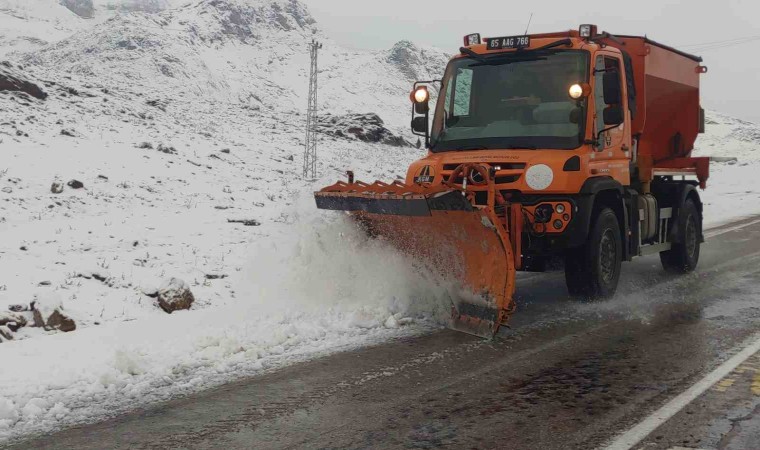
[413,87,429,103]
[568,83,590,99]
[568,84,584,99]
[556,203,566,214]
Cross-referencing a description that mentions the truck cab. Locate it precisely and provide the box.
[408,25,709,299]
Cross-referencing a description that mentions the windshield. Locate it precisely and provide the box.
[430,50,590,152]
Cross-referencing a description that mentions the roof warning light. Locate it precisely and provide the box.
[579,24,597,38]
[463,33,481,46]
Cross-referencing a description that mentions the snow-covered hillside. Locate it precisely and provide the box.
[0,0,453,441]
[0,0,450,335]
[1,0,760,443]
[0,0,90,56]
[692,111,760,224]
[2,0,448,128]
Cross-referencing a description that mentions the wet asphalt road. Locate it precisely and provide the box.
[10,217,760,450]
[643,349,760,449]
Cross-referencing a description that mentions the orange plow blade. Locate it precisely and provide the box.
[315,178,517,338]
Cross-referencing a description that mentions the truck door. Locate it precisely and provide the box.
[592,54,632,181]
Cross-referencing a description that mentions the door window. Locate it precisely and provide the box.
[593,55,623,147]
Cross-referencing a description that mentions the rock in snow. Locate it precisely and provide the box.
[0,311,27,332]
[318,113,411,147]
[0,64,48,100]
[31,294,76,332]
[7,305,29,313]
[60,0,95,19]
[157,278,195,313]
[156,144,177,154]
[67,179,84,189]
[0,326,13,342]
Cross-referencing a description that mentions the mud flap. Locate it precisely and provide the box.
[316,190,515,338]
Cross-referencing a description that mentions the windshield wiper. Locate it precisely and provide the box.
[458,46,486,63]
[460,38,573,66]
[504,145,538,150]
[527,38,572,52]
[456,145,490,151]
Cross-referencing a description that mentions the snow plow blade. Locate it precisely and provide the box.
[315,176,517,338]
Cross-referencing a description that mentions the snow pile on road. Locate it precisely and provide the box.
[242,193,452,324]
[0,197,452,439]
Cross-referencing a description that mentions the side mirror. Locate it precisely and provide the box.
[603,71,621,105]
[603,105,624,125]
[410,81,441,147]
[411,116,428,134]
[568,107,581,124]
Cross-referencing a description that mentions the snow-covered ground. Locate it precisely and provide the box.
[1,0,760,443]
[0,0,453,440]
[693,111,760,227]
[0,189,454,439]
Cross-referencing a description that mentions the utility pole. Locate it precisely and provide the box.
[303,39,322,179]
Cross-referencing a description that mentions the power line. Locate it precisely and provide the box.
[694,40,760,52]
[677,35,760,53]
[679,35,760,48]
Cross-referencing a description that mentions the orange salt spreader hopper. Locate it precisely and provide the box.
[316,25,709,338]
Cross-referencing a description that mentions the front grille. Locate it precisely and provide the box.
[495,175,521,184]
[442,162,526,171]
[440,162,525,186]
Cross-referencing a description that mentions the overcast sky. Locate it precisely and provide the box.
[305,0,760,123]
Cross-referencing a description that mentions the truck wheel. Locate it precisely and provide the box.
[564,208,622,299]
[660,199,701,273]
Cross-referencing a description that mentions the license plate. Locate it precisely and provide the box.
[486,35,530,50]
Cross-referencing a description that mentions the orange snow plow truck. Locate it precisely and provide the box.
[315,25,709,338]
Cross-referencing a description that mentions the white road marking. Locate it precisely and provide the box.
[704,218,760,239]
[603,333,760,450]
[602,216,760,448]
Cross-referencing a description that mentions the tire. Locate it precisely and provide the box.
[660,199,701,273]
[564,208,622,300]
